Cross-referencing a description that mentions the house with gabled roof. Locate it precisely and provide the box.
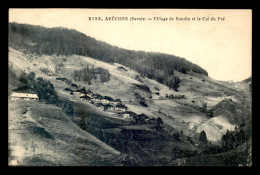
[11,92,38,101]
[93,94,103,103]
[116,111,136,118]
[96,103,105,111]
[115,104,127,112]
[79,95,92,102]
[75,87,87,96]
[101,99,109,105]
[112,98,121,105]
[11,86,38,101]
[103,104,114,111]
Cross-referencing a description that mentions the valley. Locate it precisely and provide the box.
[8,46,252,166]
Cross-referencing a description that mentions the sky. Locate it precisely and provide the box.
[9,9,252,82]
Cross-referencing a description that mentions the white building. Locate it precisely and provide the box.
[94,98,101,103]
[123,113,130,118]
[101,99,109,105]
[10,92,38,101]
[115,107,126,112]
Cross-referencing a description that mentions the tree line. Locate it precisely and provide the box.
[9,22,208,91]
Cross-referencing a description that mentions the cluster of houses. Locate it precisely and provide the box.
[63,84,133,119]
[166,94,186,99]
[58,77,161,123]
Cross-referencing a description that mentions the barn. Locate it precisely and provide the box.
[11,92,38,101]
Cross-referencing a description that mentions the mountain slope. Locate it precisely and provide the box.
[8,23,251,166]
[9,47,251,141]
[8,98,120,166]
[8,22,208,92]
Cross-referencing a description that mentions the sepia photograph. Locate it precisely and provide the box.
[8,8,252,166]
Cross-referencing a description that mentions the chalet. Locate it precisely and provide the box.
[56,77,67,81]
[123,113,130,118]
[86,93,93,98]
[116,112,130,118]
[11,86,39,101]
[64,88,71,92]
[87,89,94,94]
[115,104,127,112]
[93,98,102,103]
[125,111,136,117]
[75,88,87,96]
[148,118,157,124]
[79,95,92,102]
[11,92,38,101]
[117,66,128,71]
[70,83,79,89]
[103,104,114,111]
[117,111,136,118]
[86,90,94,98]
[93,94,103,103]
[96,103,105,111]
[103,96,114,101]
[133,114,149,124]
[94,94,103,98]
[101,99,109,105]
[112,99,121,105]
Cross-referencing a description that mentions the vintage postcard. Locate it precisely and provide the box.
[8,9,252,166]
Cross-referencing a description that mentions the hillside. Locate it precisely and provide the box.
[8,23,251,166]
[8,98,121,166]
[8,22,208,91]
[8,45,252,166]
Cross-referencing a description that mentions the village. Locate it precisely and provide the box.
[10,76,165,128]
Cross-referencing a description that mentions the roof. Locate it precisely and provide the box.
[13,86,37,94]
[95,94,103,98]
[124,111,136,116]
[64,88,71,92]
[104,104,114,107]
[11,92,38,99]
[103,96,114,101]
[116,104,127,108]
[80,95,91,99]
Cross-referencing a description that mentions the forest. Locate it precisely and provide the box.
[9,22,208,91]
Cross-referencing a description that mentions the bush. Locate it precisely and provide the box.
[200,102,207,113]
[60,100,74,116]
[32,77,59,104]
[173,132,181,141]
[40,68,53,76]
[199,130,207,143]
[19,72,28,85]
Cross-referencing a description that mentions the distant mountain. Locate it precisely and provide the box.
[8,22,208,91]
[242,77,251,83]
[219,77,251,94]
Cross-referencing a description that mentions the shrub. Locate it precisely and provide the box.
[32,77,59,104]
[173,132,181,141]
[199,130,207,143]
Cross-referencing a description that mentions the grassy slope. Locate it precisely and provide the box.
[8,47,252,165]
[8,47,251,140]
[8,55,121,166]
[8,98,121,166]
